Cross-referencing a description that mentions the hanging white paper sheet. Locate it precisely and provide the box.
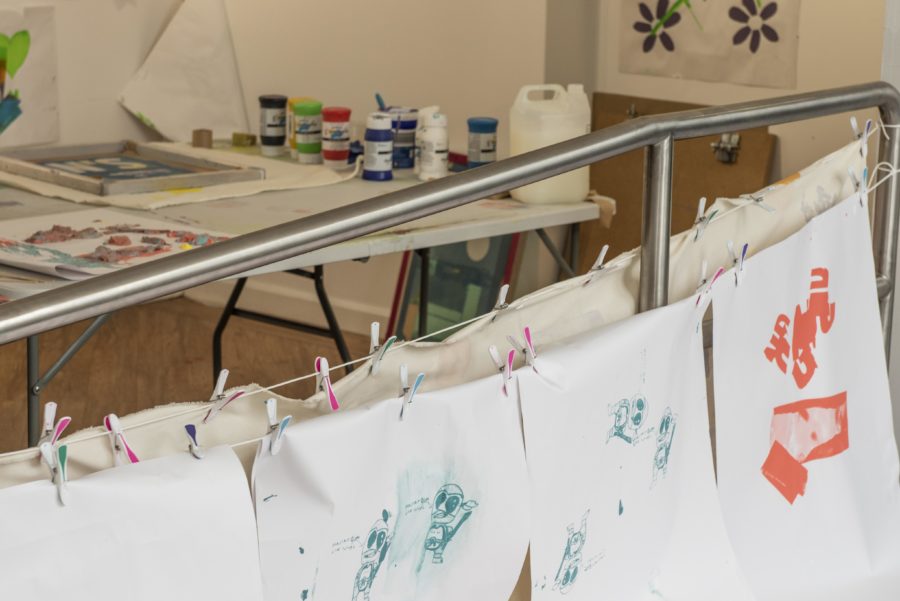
[0,446,264,600]
[119,0,248,141]
[0,6,59,147]
[0,207,230,279]
[253,375,530,601]
[711,194,900,600]
[519,296,753,600]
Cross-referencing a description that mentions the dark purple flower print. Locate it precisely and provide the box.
[729,0,779,54]
[633,0,681,53]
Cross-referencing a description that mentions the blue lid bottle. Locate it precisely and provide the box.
[363,112,394,181]
[467,117,498,167]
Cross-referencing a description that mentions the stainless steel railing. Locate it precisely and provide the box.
[0,81,898,352]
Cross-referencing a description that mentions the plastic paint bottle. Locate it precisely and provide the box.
[389,107,418,168]
[363,112,393,181]
[414,105,439,176]
[259,95,288,157]
[418,111,449,181]
[294,99,323,164]
[467,117,498,167]
[321,106,352,170]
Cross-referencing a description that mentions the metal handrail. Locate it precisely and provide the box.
[0,81,898,351]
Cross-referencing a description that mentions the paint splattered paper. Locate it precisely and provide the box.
[0,6,59,147]
[0,207,229,279]
[253,374,530,601]
[0,446,264,600]
[519,296,753,600]
[712,194,900,600]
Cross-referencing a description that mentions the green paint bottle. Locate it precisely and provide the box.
[293,99,323,164]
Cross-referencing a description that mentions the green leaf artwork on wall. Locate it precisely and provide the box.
[0,28,30,134]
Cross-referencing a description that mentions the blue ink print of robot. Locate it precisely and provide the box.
[652,407,677,485]
[352,510,392,601]
[423,484,478,564]
[553,510,589,594]
[607,395,650,445]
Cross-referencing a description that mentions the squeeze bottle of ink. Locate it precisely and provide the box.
[389,107,417,168]
[321,106,352,170]
[259,95,288,157]
[467,117,498,167]
[414,105,439,176]
[294,99,323,164]
[418,111,449,181]
[363,112,393,181]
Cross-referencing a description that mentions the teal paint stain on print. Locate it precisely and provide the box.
[552,510,589,594]
[351,509,393,601]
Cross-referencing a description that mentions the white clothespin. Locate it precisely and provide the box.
[38,401,71,450]
[203,369,245,424]
[489,345,516,397]
[40,442,69,506]
[692,198,717,242]
[506,326,537,369]
[184,424,203,459]
[848,167,868,208]
[399,366,425,421]
[490,284,511,322]
[316,356,340,411]
[850,116,872,158]
[583,245,609,286]
[369,322,380,354]
[737,193,775,213]
[727,241,749,286]
[696,259,709,292]
[103,413,139,466]
[264,398,292,456]
[369,333,397,375]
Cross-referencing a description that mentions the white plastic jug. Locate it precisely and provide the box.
[509,84,591,204]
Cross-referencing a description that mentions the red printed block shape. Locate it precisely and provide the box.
[761,392,849,504]
[762,442,809,504]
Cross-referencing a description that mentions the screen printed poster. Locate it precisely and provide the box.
[712,193,900,600]
[519,296,753,600]
[252,373,530,601]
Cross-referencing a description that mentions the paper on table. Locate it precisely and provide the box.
[119,0,248,142]
[519,296,754,600]
[0,142,360,210]
[0,207,230,279]
[0,446,264,600]
[712,194,900,600]
[253,374,530,601]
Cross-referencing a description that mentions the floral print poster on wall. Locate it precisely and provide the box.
[619,0,800,89]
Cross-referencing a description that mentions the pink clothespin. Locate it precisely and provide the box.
[264,398,292,456]
[203,368,245,424]
[38,401,71,449]
[506,326,537,369]
[316,356,340,411]
[103,413,140,466]
[696,267,726,306]
[489,345,516,397]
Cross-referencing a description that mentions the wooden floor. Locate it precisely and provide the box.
[0,298,369,453]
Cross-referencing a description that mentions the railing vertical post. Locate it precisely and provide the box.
[639,135,674,312]
[873,106,900,361]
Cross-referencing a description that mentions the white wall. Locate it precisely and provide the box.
[595,0,886,179]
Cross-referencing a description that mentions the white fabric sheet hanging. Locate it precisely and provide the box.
[253,374,530,601]
[0,446,264,600]
[711,193,900,600]
[519,296,753,600]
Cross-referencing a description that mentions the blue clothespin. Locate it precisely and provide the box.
[399,365,425,421]
[265,398,292,456]
[184,424,203,459]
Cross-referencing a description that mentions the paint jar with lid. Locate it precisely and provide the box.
[418,111,449,181]
[294,99,323,164]
[259,94,288,157]
[363,112,393,181]
[467,117,498,167]
[389,107,417,168]
[321,106,352,170]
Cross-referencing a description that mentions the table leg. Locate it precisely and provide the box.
[212,277,247,384]
[535,227,576,279]
[312,265,354,373]
[417,248,431,337]
[27,335,39,447]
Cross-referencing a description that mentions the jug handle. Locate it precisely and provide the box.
[515,84,566,106]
